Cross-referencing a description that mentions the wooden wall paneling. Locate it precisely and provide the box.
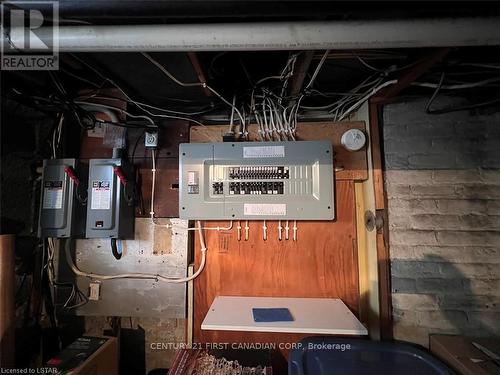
[368,103,393,340]
[187,52,212,97]
[355,182,369,328]
[135,158,181,218]
[190,121,368,181]
[193,180,360,346]
[367,106,385,211]
[295,122,368,181]
[80,135,114,159]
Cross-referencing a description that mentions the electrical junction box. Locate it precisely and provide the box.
[179,141,335,220]
[39,159,87,238]
[145,131,159,148]
[85,158,135,239]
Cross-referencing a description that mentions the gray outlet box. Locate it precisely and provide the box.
[179,141,335,220]
[85,158,135,239]
[38,159,87,238]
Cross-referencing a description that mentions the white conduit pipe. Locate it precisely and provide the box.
[4,18,500,52]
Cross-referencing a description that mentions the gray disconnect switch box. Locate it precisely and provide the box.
[38,159,87,238]
[85,158,135,239]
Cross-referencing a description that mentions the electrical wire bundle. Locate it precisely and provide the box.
[9,51,500,140]
[414,62,500,114]
[300,54,398,121]
[248,53,300,141]
[46,238,88,310]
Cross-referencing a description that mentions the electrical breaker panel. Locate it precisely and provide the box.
[85,158,134,239]
[179,141,335,220]
[39,159,87,238]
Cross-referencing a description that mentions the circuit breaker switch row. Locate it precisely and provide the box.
[229,182,284,195]
[212,182,224,195]
[229,166,289,180]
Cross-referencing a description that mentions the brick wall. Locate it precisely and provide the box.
[383,97,500,346]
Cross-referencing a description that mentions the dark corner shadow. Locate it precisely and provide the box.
[423,254,496,339]
[398,254,498,341]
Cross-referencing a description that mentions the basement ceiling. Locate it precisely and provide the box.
[7,1,500,24]
[2,2,500,124]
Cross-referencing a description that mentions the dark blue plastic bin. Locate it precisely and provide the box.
[289,337,452,375]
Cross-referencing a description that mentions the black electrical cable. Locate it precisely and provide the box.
[131,131,146,164]
[15,273,28,306]
[9,90,155,131]
[47,71,97,130]
[76,184,88,205]
[111,238,122,260]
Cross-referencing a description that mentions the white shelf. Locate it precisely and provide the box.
[201,296,368,335]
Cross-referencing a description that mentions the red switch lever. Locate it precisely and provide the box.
[64,166,80,186]
[113,166,127,186]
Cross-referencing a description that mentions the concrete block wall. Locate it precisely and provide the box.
[383,97,500,346]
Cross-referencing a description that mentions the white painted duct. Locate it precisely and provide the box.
[4,18,500,52]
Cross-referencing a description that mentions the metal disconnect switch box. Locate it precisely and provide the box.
[38,159,87,238]
[179,141,335,220]
[86,158,135,239]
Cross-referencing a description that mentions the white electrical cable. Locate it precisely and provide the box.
[186,221,233,231]
[52,114,64,158]
[327,75,385,116]
[65,221,208,283]
[74,101,157,126]
[245,221,249,241]
[70,53,211,125]
[228,94,236,134]
[77,94,214,116]
[248,50,332,142]
[411,76,500,90]
[47,238,88,310]
[337,79,397,121]
[255,75,282,86]
[266,102,278,140]
[141,52,246,127]
[459,63,500,70]
[305,50,330,90]
[76,100,208,128]
[150,149,171,228]
[241,106,248,138]
[47,238,56,285]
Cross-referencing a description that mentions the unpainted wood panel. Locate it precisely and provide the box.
[193,180,360,345]
[135,159,180,218]
[189,122,368,181]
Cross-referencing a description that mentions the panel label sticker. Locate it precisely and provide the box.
[91,180,111,210]
[244,203,287,216]
[243,146,285,158]
[187,171,199,194]
[42,180,63,209]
